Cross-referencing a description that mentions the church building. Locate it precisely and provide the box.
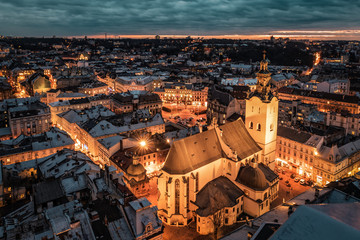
[157,53,279,234]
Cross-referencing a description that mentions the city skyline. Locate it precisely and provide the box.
[1,0,360,40]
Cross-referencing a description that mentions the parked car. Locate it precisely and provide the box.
[294,177,300,182]
[306,180,313,186]
[285,180,289,184]
[300,179,306,185]
[286,183,291,187]
[276,168,281,173]
[282,170,285,174]
[290,174,296,179]
[279,176,283,180]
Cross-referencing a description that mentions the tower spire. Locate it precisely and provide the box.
[254,51,272,101]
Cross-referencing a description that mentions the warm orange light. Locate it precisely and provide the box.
[140,140,146,147]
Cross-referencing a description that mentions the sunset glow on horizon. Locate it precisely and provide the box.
[68,29,360,41]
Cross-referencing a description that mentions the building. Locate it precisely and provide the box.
[45,89,87,104]
[278,87,360,114]
[157,54,279,233]
[154,83,208,106]
[245,53,279,169]
[278,100,316,126]
[276,126,324,179]
[111,91,162,115]
[0,127,74,165]
[0,77,13,100]
[49,95,111,124]
[44,201,96,239]
[108,198,163,240]
[74,110,165,163]
[115,76,160,92]
[109,134,170,175]
[0,97,51,138]
[276,125,360,186]
[55,105,115,139]
[326,111,360,136]
[78,80,109,96]
[314,139,360,186]
[207,85,249,125]
[317,79,350,95]
[21,72,52,95]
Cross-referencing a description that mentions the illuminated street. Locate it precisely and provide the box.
[162,103,207,126]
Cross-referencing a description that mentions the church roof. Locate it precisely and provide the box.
[162,119,261,174]
[162,128,224,174]
[236,164,269,191]
[195,176,244,217]
[219,120,262,159]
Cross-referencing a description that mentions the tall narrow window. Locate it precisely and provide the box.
[249,122,253,129]
[186,177,190,209]
[257,123,261,131]
[175,179,180,214]
[196,172,199,192]
[227,162,232,175]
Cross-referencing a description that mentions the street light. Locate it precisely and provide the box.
[140,140,147,147]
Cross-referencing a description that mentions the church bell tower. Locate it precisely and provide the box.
[245,51,278,170]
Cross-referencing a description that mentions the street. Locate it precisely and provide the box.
[271,167,311,208]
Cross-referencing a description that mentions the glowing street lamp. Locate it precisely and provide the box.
[139,140,147,147]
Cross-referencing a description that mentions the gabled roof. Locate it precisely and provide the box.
[219,120,261,159]
[195,176,244,217]
[162,119,261,174]
[270,204,360,240]
[162,128,224,174]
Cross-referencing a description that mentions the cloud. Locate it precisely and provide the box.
[0,0,359,37]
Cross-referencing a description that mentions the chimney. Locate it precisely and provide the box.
[120,139,123,151]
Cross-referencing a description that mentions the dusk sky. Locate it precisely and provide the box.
[1,0,360,39]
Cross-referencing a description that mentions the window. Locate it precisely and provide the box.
[175,179,180,214]
[270,124,274,131]
[225,218,229,224]
[227,162,232,175]
[249,122,253,129]
[196,172,199,192]
[257,123,261,131]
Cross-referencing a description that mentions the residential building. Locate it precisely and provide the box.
[0,127,74,165]
[278,87,360,114]
[207,85,249,125]
[111,91,162,115]
[0,97,51,138]
[78,80,109,96]
[154,82,208,106]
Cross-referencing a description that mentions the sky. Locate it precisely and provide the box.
[1,0,360,40]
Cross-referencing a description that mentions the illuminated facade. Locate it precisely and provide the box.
[154,83,208,106]
[157,56,279,232]
[278,87,360,114]
[275,126,323,179]
[245,52,279,170]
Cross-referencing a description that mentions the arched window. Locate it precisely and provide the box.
[270,124,274,131]
[249,122,253,129]
[252,106,254,112]
[195,172,199,192]
[175,179,180,214]
[257,123,261,131]
[227,162,232,175]
[264,192,268,200]
[258,108,260,114]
